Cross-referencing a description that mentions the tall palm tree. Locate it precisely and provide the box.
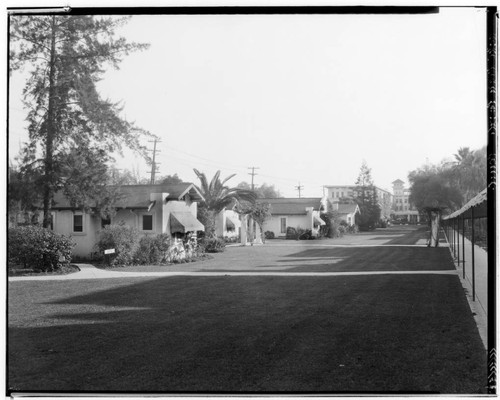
[194,169,257,237]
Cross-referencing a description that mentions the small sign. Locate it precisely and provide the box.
[104,249,116,255]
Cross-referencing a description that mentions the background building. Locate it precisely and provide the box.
[391,179,420,223]
[324,185,393,221]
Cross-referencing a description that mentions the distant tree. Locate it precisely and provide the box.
[354,161,381,230]
[451,146,487,203]
[160,174,185,186]
[8,162,42,225]
[194,169,257,237]
[409,168,462,247]
[237,201,272,242]
[10,15,150,227]
[237,181,282,198]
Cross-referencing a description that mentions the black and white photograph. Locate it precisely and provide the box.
[6,2,496,396]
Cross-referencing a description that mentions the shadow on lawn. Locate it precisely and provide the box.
[8,273,487,394]
[237,246,456,273]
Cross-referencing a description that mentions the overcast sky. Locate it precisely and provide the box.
[8,7,488,197]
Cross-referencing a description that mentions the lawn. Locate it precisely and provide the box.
[8,272,486,394]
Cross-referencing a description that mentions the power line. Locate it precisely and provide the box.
[147,139,161,184]
[295,182,304,198]
[248,166,260,190]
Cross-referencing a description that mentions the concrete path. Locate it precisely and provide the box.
[8,262,460,281]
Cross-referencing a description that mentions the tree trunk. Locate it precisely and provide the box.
[428,210,441,247]
[42,16,57,228]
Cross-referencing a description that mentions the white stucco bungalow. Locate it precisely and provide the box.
[260,197,327,238]
[329,200,360,226]
[50,183,205,258]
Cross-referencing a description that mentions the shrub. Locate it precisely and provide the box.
[264,231,275,240]
[8,225,74,272]
[298,229,313,240]
[338,225,346,235]
[286,227,297,240]
[95,224,140,266]
[347,224,359,234]
[134,233,171,265]
[200,237,226,253]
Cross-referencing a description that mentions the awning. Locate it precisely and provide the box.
[314,215,326,226]
[170,212,204,234]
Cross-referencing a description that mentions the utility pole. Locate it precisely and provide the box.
[147,139,161,184]
[248,166,260,190]
[295,182,304,198]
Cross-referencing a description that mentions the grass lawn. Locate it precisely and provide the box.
[8,273,486,394]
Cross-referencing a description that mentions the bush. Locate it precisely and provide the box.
[298,229,313,240]
[200,237,226,253]
[8,225,75,272]
[286,227,297,240]
[264,231,275,240]
[347,224,359,234]
[134,233,171,265]
[338,225,346,235]
[95,224,140,266]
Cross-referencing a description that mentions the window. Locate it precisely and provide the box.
[280,217,287,234]
[142,215,153,231]
[73,215,83,232]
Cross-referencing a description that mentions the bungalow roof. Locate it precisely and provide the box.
[257,197,324,215]
[52,183,204,210]
[337,203,360,215]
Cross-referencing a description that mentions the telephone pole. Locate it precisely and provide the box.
[295,182,304,198]
[147,139,161,184]
[248,166,260,190]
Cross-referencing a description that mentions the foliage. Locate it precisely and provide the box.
[286,226,298,240]
[107,166,147,185]
[199,237,226,253]
[237,181,282,198]
[194,169,257,237]
[450,146,487,204]
[354,162,381,230]
[94,224,140,266]
[320,211,344,238]
[160,174,185,186]
[408,170,462,213]
[264,231,275,240]
[408,165,463,247]
[133,233,171,265]
[10,15,150,227]
[237,201,272,242]
[8,163,42,224]
[299,229,313,240]
[8,225,74,272]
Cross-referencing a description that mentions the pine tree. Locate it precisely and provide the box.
[354,161,381,230]
[10,15,150,226]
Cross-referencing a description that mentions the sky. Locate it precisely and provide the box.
[8,7,488,197]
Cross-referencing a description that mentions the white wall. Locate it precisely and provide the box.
[54,210,100,259]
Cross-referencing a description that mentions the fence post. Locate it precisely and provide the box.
[453,218,456,257]
[457,217,460,267]
[471,207,475,302]
[462,214,465,279]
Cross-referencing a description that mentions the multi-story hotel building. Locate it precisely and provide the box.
[324,185,393,221]
[391,179,420,223]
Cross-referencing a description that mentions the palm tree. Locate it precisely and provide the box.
[194,169,257,237]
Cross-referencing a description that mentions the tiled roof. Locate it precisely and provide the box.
[257,198,323,215]
[52,183,203,209]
